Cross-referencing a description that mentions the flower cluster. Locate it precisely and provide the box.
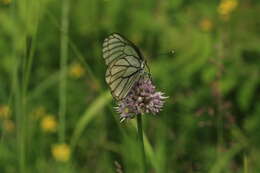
[116,77,167,122]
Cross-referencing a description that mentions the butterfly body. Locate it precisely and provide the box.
[102,33,149,100]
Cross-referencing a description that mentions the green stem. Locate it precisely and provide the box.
[243,153,248,173]
[216,30,224,157]
[10,0,27,172]
[59,0,70,143]
[137,115,147,173]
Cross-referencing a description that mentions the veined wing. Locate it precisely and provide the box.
[102,33,143,67]
[102,33,146,100]
[105,55,143,100]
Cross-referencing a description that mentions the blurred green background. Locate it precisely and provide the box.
[1,0,260,172]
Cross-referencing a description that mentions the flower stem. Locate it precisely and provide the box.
[59,0,70,143]
[137,115,147,173]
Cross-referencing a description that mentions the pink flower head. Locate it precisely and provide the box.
[116,77,168,122]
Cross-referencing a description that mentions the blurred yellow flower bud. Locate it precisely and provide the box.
[52,144,71,162]
[41,115,57,133]
[0,105,11,119]
[199,18,213,32]
[1,0,11,5]
[69,63,85,79]
[32,106,46,119]
[218,0,238,16]
[3,120,15,133]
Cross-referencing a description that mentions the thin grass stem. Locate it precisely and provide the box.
[137,115,147,173]
[59,0,70,143]
[243,153,248,173]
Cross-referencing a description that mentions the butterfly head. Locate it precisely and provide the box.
[140,60,151,79]
[141,61,145,69]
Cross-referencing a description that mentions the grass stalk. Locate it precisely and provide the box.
[137,115,147,173]
[59,0,70,143]
[45,9,100,87]
[243,154,248,173]
[216,29,225,158]
[10,0,27,172]
[12,48,26,173]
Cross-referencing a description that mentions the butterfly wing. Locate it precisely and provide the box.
[102,33,144,100]
[105,56,143,100]
[102,33,143,66]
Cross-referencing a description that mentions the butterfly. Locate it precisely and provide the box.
[102,33,150,100]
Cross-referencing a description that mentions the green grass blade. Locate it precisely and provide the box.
[209,144,243,173]
[59,0,70,143]
[70,91,112,151]
[130,120,159,172]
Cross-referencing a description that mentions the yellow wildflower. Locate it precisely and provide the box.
[52,144,71,162]
[3,120,15,133]
[1,0,11,5]
[218,0,238,16]
[69,63,85,79]
[41,115,57,133]
[0,105,11,119]
[199,18,213,32]
[32,106,46,119]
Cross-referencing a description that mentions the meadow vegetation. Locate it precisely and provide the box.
[0,0,260,172]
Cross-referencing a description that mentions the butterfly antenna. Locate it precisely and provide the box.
[157,50,175,57]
